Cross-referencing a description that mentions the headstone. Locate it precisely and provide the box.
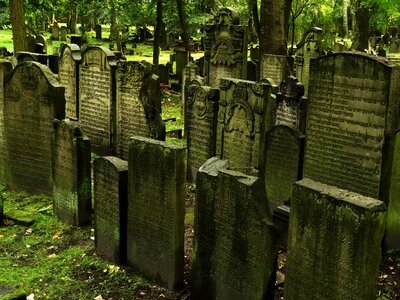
[58,43,81,119]
[51,24,59,41]
[16,52,48,66]
[35,35,47,53]
[95,24,102,40]
[79,46,117,155]
[94,156,128,264]
[285,178,387,300]
[191,157,278,300]
[174,47,188,83]
[127,136,186,289]
[70,35,84,47]
[4,62,65,194]
[203,7,248,88]
[185,84,219,181]
[216,78,274,175]
[52,119,91,226]
[47,54,59,74]
[261,125,304,210]
[260,54,291,84]
[195,56,205,77]
[115,61,165,159]
[295,27,323,97]
[182,62,199,117]
[27,34,36,52]
[158,64,169,84]
[60,26,68,42]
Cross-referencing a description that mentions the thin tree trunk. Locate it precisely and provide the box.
[9,0,27,53]
[109,0,121,51]
[153,0,163,72]
[343,0,349,38]
[352,0,369,51]
[176,0,190,55]
[249,0,261,42]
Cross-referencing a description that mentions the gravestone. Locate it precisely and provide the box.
[260,54,293,85]
[285,178,386,300]
[192,157,278,300]
[182,62,199,117]
[185,84,219,181]
[27,34,36,52]
[16,52,48,66]
[174,45,189,83]
[0,62,13,184]
[51,24,59,40]
[94,156,128,264]
[60,26,68,41]
[158,64,169,84]
[52,119,91,226]
[261,125,304,211]
[115,61,165,159]
[4,62,65,194]
[48,54,59,74]
[79,46,117,155]
[203,7,248,88]
[58,43,81,119]
[35,35,47,53]
[275,76,305,132]
[295,27,323,97]
[127,136,186,289]
[70,35,84,47]
[95,24,102,40]
[246,60,258,81]
[216,78,274,175]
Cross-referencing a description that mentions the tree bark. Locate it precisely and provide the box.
[68,0,77,34]
[109,0,121,51]
[343,0,349,38]
[9,0,27,53]
[249,0,261,42]
[153,0,163,72]
[352,0,369,51]
[176,0,190,54]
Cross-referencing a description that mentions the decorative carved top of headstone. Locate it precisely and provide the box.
[296,27,323,54]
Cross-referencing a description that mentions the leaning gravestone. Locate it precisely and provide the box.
[79,46,117,155]
[4,62,65,194]
[127,136,186,289]
[115,61,165,159]
[303,53,400,248]
[203,7,248,88]
[285,178,387,300]
[185,84,219,181]
[216,78,274,175]
[59,43,81,119]
[52,119,91,226]
[94,156,128,264]
[192,157,278,300]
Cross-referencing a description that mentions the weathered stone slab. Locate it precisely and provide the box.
[51,25,59,40]
[60,26,67,41]
[285,178,387,300]
[52,119,91,226]
[192,157,278,300]
[94,156,128,264]
[79,46,117,155]
[115,61,165,159]
[58,44,81,119]
[203,8,248,88]
[185,84,219,181]
[4,62,65,195]
[127,136,186,289]
[95,24,102,40]
[260,54,289,84]
[262,125,304,210]
[217,78,274,175]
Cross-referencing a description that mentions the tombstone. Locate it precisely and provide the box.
[51,24,59,41]
[79,46,117,155]
[203,7,248,88]
[70,35,84,47]
[191,157,278,300]
[35,35,47,54]
[27,34,36,52]
[195,56,205,77]
[158,64,169,84]
[174,47,188,83]
[94,156,128,264]
[0,62,13,184]
[284,178,387,300]
[260,54,291,84]
[16,52,48,66]
[52,119,91,226]
[303,53,400,248]
[185,84,219,181]
[59,44,81,119]
[216,78,274,175]
[95,24,102,40]
[182,62,199,117]
[127,136,186,289]
[246,60,258,81]
[295,27,323,97]
[4,62,65,194]
[275,76,306,132]
[60,26,68,42]
[115,61,165,159]
[47,54,59,74]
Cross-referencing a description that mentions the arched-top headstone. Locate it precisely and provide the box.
[4,62,65,194]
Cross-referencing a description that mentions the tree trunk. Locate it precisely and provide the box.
[9,0,27,53]
[343,0,349,38]
[249,0,261,42]
[352,0,369,51]
[176,0,190,54]
[153,0,163,72]
[109,0,121,51]
[68,0,77,34]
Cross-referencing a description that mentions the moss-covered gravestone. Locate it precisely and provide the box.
[192,157,278,300]
[4,62,65,195]
[127,136,186,289]
[94,156,128,264]
[285,178,387,300]
[52,119,91,226]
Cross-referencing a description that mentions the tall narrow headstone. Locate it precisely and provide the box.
[35,35,47,54]
[203,8,248,88]
[217,78,274,175]
[79,46,117,155]
[95,25,102,40]
[115,61,165,159]
[260,54,290,84]
[182,62,199,117]
[52,119,91,226]
[192,157,278,300]
[51,24,59,40]
[59,43,81,119]
[285,178,387,300]
[185,84,219,181]
[127,136,186,289]
[60,26,68,41]
[94,156,128,264]
[4,62,65,194]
